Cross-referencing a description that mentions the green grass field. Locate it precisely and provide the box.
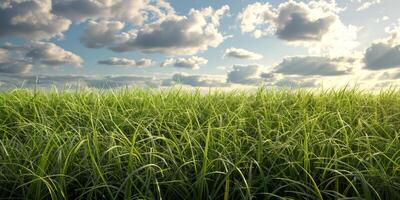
[0,88,399,199]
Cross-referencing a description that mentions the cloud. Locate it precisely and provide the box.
[371,70,400,80]
[52,0,107,22]
[110,5,229,55]
[0,0,71,40]
[267,78,320,88]
[274,56,353,76]
[238,2,277,39]
[0,74,160,90]
[99,57,135,66]
[0,74,87,90]
[106,75,156,82]
[1,42,83,73]
[224,48,263,60]
[84,79,126,89]
[357,0,381,11]
[135,59,154,67]
[80,75,161,89]
[98,57,154,67]
[275,2,336,41]
[363,22,400,70]
[0,49,8,60]
[27,43,83,67]
[6,42,83,67]
[363,43,400,70]
[161,56,208,69]
[227,64,263,84]
[0,48,33,74]
[260,72,275,80]
[375,16,389,23]
[259,72,320,88]
[52,0,174,24]
[372,81,400,88]
[238,1,358,56]
[273,78,320,88]
[80,20,127,48]
[239,1,336,41]
[0,60,33,74]
[165,73,226,87]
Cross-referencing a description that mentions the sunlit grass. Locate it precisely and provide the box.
[0,87,399,199]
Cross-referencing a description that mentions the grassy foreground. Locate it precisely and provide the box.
[0,88,399,200]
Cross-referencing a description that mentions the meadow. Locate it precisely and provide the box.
[0,88,399,199]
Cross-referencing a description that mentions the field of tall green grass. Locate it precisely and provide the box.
[0,88,399,199]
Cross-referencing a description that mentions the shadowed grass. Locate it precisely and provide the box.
[0,87,399,199]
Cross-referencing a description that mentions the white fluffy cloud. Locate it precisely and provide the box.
[18,43,83,67]
[224,47,263,60]
[98,57,153,67]
[239,1,337,40]
[52,0,174,24]
[227,65,263,84]
[110,5,229,55]
[0,0,174,41]
[273,56,354,76]
[274,1,336,41]
[364,43,400,70]
[1,42,83,73]
[238,2,277,38]
[0,0,71,40]
[80,20,127,48]
[161,56,208,69]
[238,1,359,56]
[52,0,107,22]
[363,22,400,70]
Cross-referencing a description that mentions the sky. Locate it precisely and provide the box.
[1,0,400,90]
